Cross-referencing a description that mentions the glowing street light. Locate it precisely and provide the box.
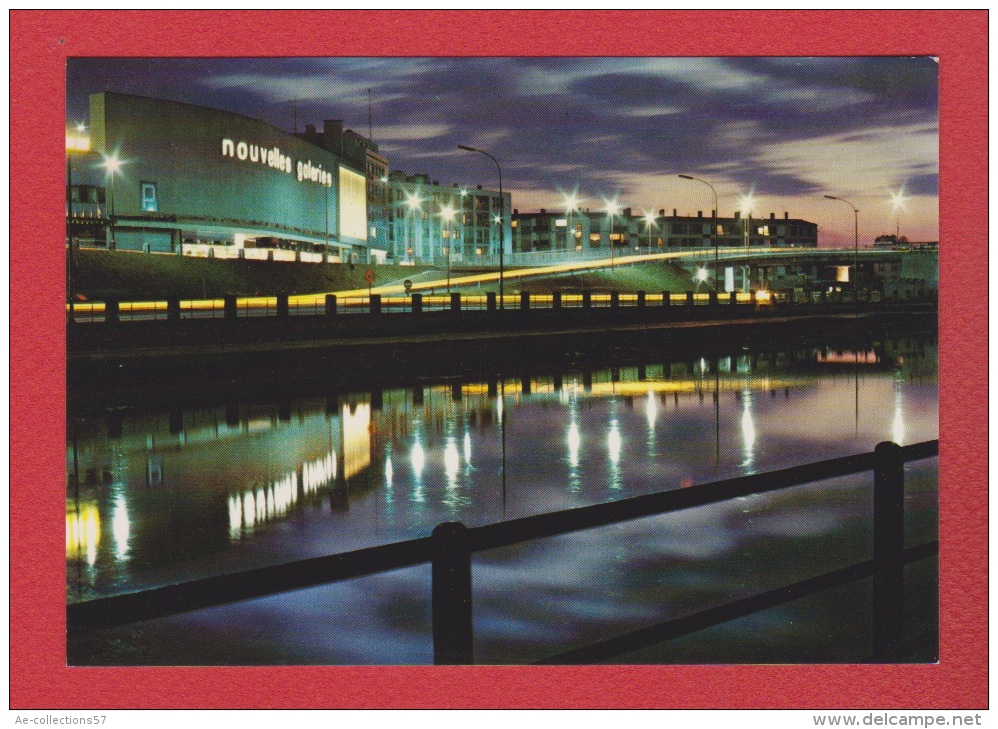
[458,144,505,309]
[889,187,907,241]
[101,153,123,250]
[678,174,719,291]
[824,194,860,300]
[643,211,657,250]
[605,199,621,269]
[441,203,456,292]
[563,192,581,252]
[405,192,422,264]
[739,192,755,249]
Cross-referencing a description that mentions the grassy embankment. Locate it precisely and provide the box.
[72,249,697,300]
[71,249,437,300]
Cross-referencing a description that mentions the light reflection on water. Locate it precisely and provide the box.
[67,335,939,664]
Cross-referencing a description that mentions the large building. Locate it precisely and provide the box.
[385,172,511,265]
[67,93,370,262]
[295,119,391,261]
[511,207,818,253]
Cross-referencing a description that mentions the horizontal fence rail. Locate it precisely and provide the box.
[67,440,938,665]
[66,286,931,324]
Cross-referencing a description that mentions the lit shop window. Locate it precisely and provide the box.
[141,182,158,212]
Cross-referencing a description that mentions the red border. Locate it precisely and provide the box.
[11,10,987,709]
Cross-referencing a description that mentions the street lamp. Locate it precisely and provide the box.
[406,191,422,264]
[441,203,456,292]
[102,153,123,250]
[643,211,656,251]
[605,200,621,269]
[458,145,505,309]
[889,187,907,242]
[563,192,580,252]
[739,192,755,249]
[679,174,719,291]
[824,194,860,300]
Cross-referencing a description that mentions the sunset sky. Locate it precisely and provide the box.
[68,56,939,246]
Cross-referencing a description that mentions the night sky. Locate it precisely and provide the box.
[67,57,939,246]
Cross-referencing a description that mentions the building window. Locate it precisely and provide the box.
[141,182,158,212]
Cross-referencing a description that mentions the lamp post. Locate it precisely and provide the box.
[606,200,620,269]
[441,203,456,293]
[890,188,906,242]
[678,174,718,291]
[824,195,860,300]
[102,153,122,251]
[406,192,421,264]
[458,145,505,309]
[643,211,656,251]
[563,192,580,252]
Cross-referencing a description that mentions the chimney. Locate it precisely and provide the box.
[770,212,776,220]
[734,211,741,220]
[623,207,632,217]
[672,208,678,217]
[540,208,546,214]
[305,123,316,134]
[697,210,703,218]
[659,209,665,216]
[323,120,344,154]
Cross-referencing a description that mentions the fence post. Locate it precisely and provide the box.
[552,291,562,310]
[450,293,461,312]
[708,290,718,306]
[325,294,338,316]
[369,294,382,315]
[729,289,738,306]
[276,293,289,319]
[167,298,181,323]
[431,522,474,665]
[686,291,694,306]
[411,293,423,314]
[873,441,905,662]
[582,291,592,310]
[520,291,530,311]
[636,291,646,308]
[224,295,237,321]
[662,291,671,307]
[104,298,119,325]
[610,291,619,310]
[486,292,496,312]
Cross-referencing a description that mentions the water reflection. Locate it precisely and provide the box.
[67,335,938,604]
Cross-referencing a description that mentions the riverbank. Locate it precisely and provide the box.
[68,304,937,410]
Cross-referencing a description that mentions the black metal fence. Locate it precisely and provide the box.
[66,287,934,325]
[68,440,938,665]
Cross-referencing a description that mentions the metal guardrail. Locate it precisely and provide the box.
[68,440,938,665]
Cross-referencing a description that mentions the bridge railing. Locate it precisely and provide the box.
[68,440,938,665]
[70,288,918,324]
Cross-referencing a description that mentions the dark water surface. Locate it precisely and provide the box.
[67,329,938,664]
